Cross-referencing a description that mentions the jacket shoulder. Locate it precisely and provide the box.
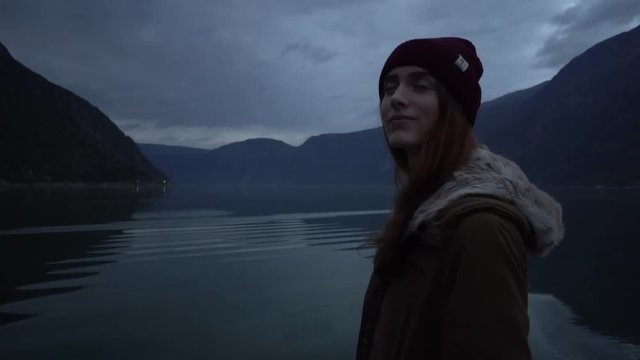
[434,195,534,248]
[436,195,525,225]
[407,195,530,272]
[448,211,527,260]
[436,197,531,280]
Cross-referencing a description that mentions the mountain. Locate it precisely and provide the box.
[142,25,640,187]
[475,25,640,186]
[140,129,393,185]
[141,139,295,184]
[0,41,166,184]
[474,81,549,145]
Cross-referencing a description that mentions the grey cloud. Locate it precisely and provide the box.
[282,41,339,64]
[0,0,295,127]
[271,0,384,15]
[2,0,632,148]
[550,0,640,30]
[536,0,640,68]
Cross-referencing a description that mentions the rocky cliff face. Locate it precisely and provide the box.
[0,41,166,184]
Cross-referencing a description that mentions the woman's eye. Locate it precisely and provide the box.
[383,83,397,93]
[413,83,431,90]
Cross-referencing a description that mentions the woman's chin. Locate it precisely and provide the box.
[387,133,421,149]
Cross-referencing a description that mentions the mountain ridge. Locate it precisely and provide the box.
[0,41,167,184]
[141,25,640,186]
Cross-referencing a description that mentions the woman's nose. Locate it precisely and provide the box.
[390,87,408,109]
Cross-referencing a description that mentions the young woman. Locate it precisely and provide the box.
[356,38,564,359]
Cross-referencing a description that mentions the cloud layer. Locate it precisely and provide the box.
[1,0,638,148]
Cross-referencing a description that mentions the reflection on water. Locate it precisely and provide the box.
[0,186,161,324]
[529,187,640,344]
[0,185,638,359]
[529,293,639,360]
[0,186,163,229]
[0,230,122,324]
[0,204,388,359]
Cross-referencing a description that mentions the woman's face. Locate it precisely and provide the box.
[380,65,440,151]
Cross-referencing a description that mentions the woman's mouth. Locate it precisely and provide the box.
[388,115,415,123]
[388,115,415,129]
[389,119,414,130]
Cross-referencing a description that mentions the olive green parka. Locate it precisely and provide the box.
[356,144,564,360]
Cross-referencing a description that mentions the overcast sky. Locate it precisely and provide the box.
[1,0,639,149]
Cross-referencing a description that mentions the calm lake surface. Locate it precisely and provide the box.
[1,185,638,359]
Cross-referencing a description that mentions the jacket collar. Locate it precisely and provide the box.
[407,144,564,256]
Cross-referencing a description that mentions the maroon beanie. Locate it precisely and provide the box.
[378,37,483,125]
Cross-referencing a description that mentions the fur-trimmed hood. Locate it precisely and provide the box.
[408,144,564,256]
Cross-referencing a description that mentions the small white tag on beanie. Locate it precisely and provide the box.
[454,55,469,72]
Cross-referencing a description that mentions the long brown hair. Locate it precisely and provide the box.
[374,80,477,272]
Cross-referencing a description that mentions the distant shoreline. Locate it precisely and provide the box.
[0,182,638,190]
[0,182,167,190]
[547,185,640,190]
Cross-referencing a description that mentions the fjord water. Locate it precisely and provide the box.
[0,186,638,359]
